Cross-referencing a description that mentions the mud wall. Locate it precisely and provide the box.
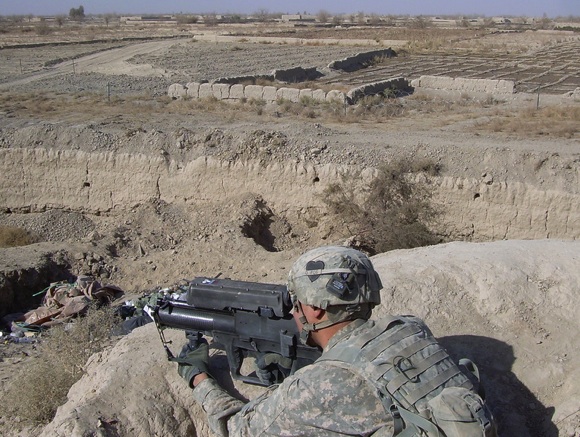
[168,82,347,104]
[328,48,396,71]
[1,148,579,241]
[411,75,515,94]
[347,77,411,101]
[169,77,411,104]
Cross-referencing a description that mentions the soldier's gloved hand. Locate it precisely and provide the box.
[255,353,293,385]
[176,331,210,388]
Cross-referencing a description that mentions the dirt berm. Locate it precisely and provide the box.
[29,240,578,437]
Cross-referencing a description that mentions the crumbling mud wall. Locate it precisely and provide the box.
[432,175,580,240]
[1,148,579,241]
[213,66,323,85]
[347,77,412,102]
[328,48,397,72]
[168,81,347,104]
[169,77,412,105]
[411,75,515,94]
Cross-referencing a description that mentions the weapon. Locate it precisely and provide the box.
[152,276,321,386]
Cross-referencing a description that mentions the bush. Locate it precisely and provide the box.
[321,158,441,254]
[176,14,199,24]
[35,22,53,36]
[0,305,117,425]
[0,225,37,247]
[69,5,85,21]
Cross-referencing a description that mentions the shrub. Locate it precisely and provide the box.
[35,22,52,36]
[321,158,441,254]
[0,225,37,247]
[69,5,85,21]
[176,14,199,24]
[0,304,117,425]
[474,106,579,138]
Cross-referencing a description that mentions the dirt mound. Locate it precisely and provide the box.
[1,210,95,243]
[16,240,577,437]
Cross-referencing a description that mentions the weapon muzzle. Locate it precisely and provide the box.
[155,300,235,333]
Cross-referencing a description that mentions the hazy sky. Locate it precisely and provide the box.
[1,0,578,18]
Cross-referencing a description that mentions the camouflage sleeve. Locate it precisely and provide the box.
[226,363,391,436]
[193,378,245,437]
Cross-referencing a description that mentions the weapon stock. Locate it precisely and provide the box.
[153,277,321,386]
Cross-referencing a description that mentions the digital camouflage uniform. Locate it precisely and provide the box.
[193,318,393,437]
[190,246,496,436]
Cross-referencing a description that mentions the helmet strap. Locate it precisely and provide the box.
[297,303,346,343]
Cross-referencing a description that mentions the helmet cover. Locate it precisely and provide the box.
[287,246,382,311]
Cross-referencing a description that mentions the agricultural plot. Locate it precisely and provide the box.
[323,38,580,94]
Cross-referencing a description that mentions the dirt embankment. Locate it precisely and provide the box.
[1,121,578,249]
[29,241,580,437]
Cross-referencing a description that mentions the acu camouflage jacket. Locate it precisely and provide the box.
[193,319,392,436]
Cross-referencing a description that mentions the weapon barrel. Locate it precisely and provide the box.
[156,300,235,333]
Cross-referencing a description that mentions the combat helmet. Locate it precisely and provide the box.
[287,246,382,337]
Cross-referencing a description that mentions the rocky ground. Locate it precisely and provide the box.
[0,23,579,437]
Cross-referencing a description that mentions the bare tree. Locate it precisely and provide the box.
[255,9,269,22]
[479,17,494,29]
[458,18,471,28]
[317,10,330,23]
[538,13,553,30]
[55,15,66,27]
[411,16,429,29]
[357,11,366,25]
[103,13,115,27]
[369,13,381,26]
[332,14,343,26]
[204,13,217,26]
[10,15,25,27]
[384,15,395,26]
[35,21,51,35]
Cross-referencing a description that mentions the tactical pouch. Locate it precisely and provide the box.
[428,387,497,437]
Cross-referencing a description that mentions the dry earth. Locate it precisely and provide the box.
[0,24,579,437]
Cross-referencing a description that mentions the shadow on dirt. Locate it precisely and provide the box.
[439,335,557,437]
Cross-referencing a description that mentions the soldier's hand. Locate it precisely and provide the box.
[255,353,293,385]
[176,331,211,388]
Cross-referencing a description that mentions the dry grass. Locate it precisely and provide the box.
[322,158,442,255]
[350,95,406,119]
[0,304,117,425]
[475,106,580,138]
[0,225,38,247]
[1,88,576,139]
[0,91,170,122]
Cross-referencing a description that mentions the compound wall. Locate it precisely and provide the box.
[411,75,515,94]
[168,82,346,104]
[168,77,411,104]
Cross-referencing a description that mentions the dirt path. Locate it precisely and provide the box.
[0,39,187,90]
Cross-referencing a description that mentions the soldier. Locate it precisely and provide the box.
[176,245,496,436]
[177,245,388,436]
